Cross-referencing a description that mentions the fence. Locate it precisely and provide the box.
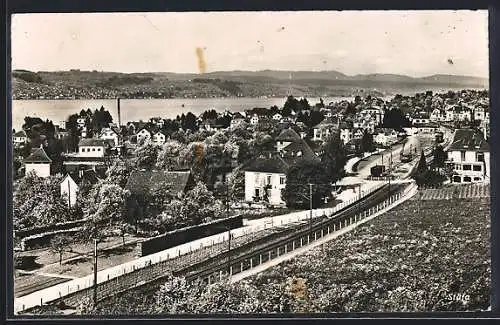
[14,180,397,314]
[188,182,418,283]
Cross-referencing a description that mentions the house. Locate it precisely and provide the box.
[276,128,302,152]
[413,123,439,134]
[480,119,490,140]
[13,130,28,145]
[353,128,364,140]
[78,139,109,158]
[373,128,398,147]
[152,132,166,145]
[446,129,490,183]
[430,109,445,122]
[136,128,152,143]
[250,114,260,125]
[54,128,69,140]
[230,112,246,129]
[100,128,120,146]
[60,169,101,207]
[242,128,317,206]
[242,156,288,206]
[411,112,430,124]
[272,113,283,121]
[312,119,337,142]
[77,118,86,128]
[24,147,52,178]
[340,126,353,145]
[473,106,486,121]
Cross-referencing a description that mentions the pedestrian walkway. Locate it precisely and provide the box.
[17,270,78,280]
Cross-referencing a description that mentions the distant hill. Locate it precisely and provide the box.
[11,68,488,100]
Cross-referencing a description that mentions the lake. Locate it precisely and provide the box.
[11,96,361,130]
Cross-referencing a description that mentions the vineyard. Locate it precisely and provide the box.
[414,183,490,201]
[237,195,490,312]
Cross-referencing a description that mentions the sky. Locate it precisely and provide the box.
[11,10,489,78]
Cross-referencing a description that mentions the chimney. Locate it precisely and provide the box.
[117,98,121,127]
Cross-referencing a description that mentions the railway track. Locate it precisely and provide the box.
[178,183,407,283]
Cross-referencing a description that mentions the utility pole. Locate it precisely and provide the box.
[309,183,313,234]
[93,238,98,309]
[226,178,231,276]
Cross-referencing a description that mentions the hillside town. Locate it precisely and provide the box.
[13,88,491,314]
[12,89,489,237]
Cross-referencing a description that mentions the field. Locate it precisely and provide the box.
[239,186,490,312]
[73,185,491,315]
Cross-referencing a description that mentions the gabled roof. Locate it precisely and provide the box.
[24,147,52,163]
[313,118,336,129]
[241,155,289,174]
[126,170,192,196]
[448,129,489,152]
[13,130,27,137]
[276,128,301,142]
[79,138,109,147]
[281,139,316,158]
[62,169,101,186]
[232,112,245,120]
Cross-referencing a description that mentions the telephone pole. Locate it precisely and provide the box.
[309,183,313,234]
[93,238,98,308]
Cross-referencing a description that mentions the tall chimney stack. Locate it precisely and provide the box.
[117,98,121,127]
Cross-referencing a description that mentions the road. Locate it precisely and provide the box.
[356,135,422,179]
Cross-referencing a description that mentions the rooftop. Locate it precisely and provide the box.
[448,129,489,152]
[276,128,301,142]
[24,147,52,163]
[241,155,289,174]
[79,138,112,147]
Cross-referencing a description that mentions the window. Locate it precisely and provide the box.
[463,164,471,171]
[463,176,471,182]
[255,188,260,198]
[453,176,461,183]
[461,151,466,161]
[97,148,101,151]
[455,164,461,170]
[474,177,481,181]
[476,153,484,162]
[473,165,482,171]
[92,148,96,151]
[266,175,272,185]
[280,176,286,185]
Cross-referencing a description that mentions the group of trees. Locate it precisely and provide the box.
[13,172,79,230]
[412,148,447,187]
[283,134,347,209]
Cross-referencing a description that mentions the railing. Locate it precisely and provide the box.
[187,182,418,283]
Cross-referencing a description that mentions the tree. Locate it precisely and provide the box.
[13,173,74,230]
[431,145,447,170]
[320,134,347,183]
[229,167,245,201]
[282,160,331,209]
[360,130,376,154]
[283,95,300,116]
[50,235,71,265]
[83,181,130,228]
[133,142,160,170]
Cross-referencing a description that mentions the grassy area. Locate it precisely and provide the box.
[241,189,490,312]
